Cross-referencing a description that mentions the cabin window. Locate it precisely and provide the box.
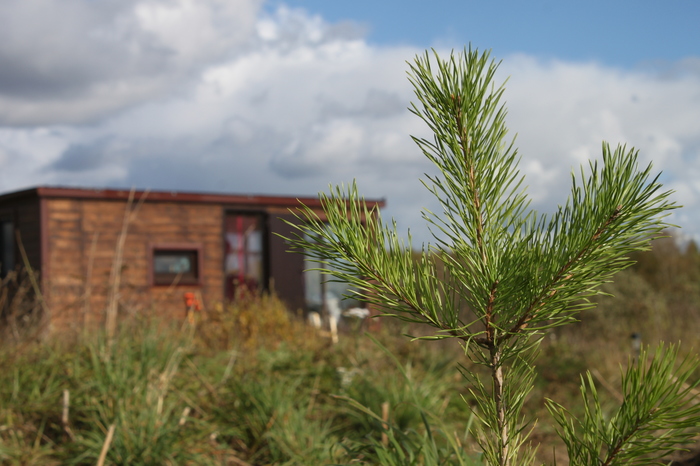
[303,232,361,319]
[0,220,15,279]
[150,244,202,286]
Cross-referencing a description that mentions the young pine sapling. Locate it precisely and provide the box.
[285,48,700,466]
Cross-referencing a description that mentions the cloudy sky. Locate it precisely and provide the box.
[0,0,699,245]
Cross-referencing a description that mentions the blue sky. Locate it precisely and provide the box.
[0,0,698,245]
[269,0,700,66]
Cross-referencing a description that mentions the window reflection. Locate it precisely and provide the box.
[152,248,199,285]
[225,213,263,300]
[303,233,361,320]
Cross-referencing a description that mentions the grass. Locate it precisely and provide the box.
[2,292,696,465]
[2,236,700,464]
[0,293,483,465]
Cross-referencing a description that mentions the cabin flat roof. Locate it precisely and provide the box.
[0,186,386,209]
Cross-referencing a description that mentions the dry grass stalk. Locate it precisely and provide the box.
[186,358,219,401]
[1,272,38,342]
[0,279,7,319]
[0,230,50,343]
[591,368,624,403]
[306,374,321,417]
[330,315,338,344]
[62,389,76,441]
[178,406,191,426]
[96,423,116,466]
[218,349,238,387]
[227,454,253,466]
[15,231,50,319]
[381,401,390,447]
[106,188,149,342]
[0,271,19,341]
[82,231,99,329]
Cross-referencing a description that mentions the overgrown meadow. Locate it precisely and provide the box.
[1,235,700,465]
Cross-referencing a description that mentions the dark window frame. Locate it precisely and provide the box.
[0,218,15,279]
[149,242,203,287]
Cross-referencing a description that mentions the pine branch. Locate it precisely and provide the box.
[281,47,686,466]
[502,204,623,343]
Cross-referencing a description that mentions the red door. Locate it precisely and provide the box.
[224,213,264,301]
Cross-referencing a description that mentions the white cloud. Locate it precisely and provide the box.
[0,0,260,125]
[500,55,700,222]
[0,127,72,187]
[0,4,699,244]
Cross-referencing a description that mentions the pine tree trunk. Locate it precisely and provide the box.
[491,346,509,466]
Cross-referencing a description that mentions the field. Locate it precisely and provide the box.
[2,236,700,465]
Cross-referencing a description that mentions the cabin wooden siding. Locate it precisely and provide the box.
[43,197,225,332]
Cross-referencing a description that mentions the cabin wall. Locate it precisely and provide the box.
[45,198,224,331]
[0,187,383,335]
[268,210,306,313]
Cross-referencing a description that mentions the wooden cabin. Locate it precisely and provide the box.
[0,186,384,333]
